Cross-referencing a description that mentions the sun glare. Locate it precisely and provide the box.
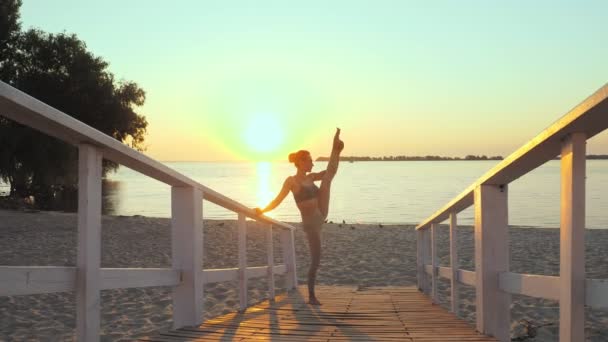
[244,115,284,154]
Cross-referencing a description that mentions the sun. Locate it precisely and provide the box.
[243,115,285,154]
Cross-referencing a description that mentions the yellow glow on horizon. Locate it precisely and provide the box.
[243,115,285,155]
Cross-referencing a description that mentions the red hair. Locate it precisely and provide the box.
[288,150,310,164]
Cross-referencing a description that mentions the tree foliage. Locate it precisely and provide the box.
[0,2,148,207]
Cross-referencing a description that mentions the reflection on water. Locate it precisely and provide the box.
[102,180,121,215]
[255,162,274,210]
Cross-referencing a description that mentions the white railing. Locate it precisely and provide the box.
[416,83,608,342]
[0,81,298,341]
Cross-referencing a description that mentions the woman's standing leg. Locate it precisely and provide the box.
[318,128,344,218]
[306,228,322,304]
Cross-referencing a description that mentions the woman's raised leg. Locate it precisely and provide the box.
[318,128,344,218]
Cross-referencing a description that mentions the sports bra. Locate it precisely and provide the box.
[293,183,319,203]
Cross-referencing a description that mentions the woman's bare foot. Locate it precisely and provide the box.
[333,128,344,152]
[308,297,322,305]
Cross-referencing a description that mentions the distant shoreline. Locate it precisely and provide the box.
[316,154,608,162]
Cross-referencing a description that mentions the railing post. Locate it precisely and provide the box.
[474,184,510,342]
[280,229,297,290]
[76,144,102,342]
[417,228,424,292]
[431,223,438,303]
[266,224,275,300]
[449,213,459,316]
[171,187,203,328]
[238,213,248,311]
[422,228,432,294]
[559,132,586,342]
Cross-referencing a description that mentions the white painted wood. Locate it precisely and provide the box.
[474,184,510,342]
[430,223,438,303]
[417,229,424,291]
[433,267,477,288]
[0,265,290,295]
[449,213,459,315]
[422,228,432,294]
[171,187,204,328]
[437,266,451,279]
[415,83,608,230]
[560,132,586,342]
[100,268,180,289]
[586,279,608,308]
[499,272,560,300]
[238,213,248,311]
[280,229,298,290]
[459,270,476,287]
[203,268,238,283]
[0,266,75,295]
[246,266,270,278]
[76,144,102,342]
[273,264,287,275]
[266,225,275,300]
[247,265,287,279]
[424,265,433,275]
[203,265,287,284]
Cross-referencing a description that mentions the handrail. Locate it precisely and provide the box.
[417,83,608,230]
[0,81,292,231]
[0,80,299,341]
[416,83,608,342]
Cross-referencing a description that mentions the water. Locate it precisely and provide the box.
[99,160,608,228]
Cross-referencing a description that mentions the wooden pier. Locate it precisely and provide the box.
[142,285,496,342]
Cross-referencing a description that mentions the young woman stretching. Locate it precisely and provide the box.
[255,128,344,305]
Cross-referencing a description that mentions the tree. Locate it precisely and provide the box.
[0,0,22,80]
[0,3,148,208]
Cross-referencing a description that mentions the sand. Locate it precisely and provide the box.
[0,209,607,341]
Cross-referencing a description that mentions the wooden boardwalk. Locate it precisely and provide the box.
[142,285,497,341]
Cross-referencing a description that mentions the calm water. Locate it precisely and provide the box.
[101,160,608,228]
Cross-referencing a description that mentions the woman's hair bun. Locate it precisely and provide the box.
[288,150,309,164]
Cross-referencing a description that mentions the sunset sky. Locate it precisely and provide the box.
[20,0,608,161]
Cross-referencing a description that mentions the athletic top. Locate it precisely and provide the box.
[293,183,319,203]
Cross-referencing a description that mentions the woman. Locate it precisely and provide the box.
[254,128,344,305]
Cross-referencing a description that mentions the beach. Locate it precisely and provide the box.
[1,209,607,341]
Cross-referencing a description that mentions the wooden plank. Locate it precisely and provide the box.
[143,285,497,341]
[171,186,204,328]
[0,266,75,296]
[203,268,237,283]
[76,144,102,342]
[459,270,476,287]
[474,184,510,341]
[560,132,586,342]
[499,272,559,300]
[100,268,180,289]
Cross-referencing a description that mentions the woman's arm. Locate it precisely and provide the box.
[255,177,292,215]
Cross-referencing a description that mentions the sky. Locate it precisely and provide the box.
[18,0,608,161]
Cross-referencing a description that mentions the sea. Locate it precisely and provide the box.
[83,160,608,229]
